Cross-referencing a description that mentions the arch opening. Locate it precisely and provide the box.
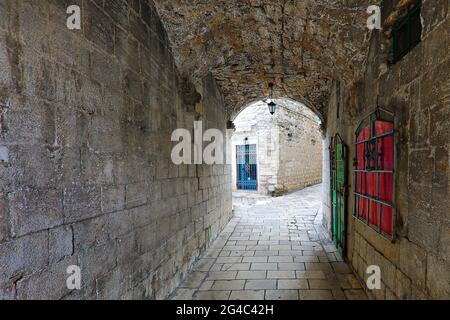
[230,98,325,206]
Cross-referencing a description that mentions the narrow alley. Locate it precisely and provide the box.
[171,184,367,300]
[0,0,448,302]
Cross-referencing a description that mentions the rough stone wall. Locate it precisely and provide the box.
[153,0,371,120]
[277,106,323,193]
[0,0,231,300]
[324,1,449,300]
[231,99,322,195]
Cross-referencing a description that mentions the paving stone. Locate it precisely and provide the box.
[229,251,254,257]
[210,264,223,271]
[245,280,277,290]
[278,280,309,290]
[258,241,279,245]
[216,256,243,264]
[229,290,265,300]
[267,271,296,279]
[294,256,320,263]
[236,271,267,280]
[296,271,326,279]
[270,245,292,251]
[221,263,251,271]
[269,256,294,263]
[265,290,299,300]
[305,262,333,272]
[278,262,306,271]
[207,271,237,280]
[198,281,214,291]
[308,280,334,290]
[279,250,303,256]
[223,245,246,251]
[299,290,334,300]
[242,256,268,263]
[194,291,231,300]
[254,250,279,256]
[250,263,278,270]
[211,280,246,291]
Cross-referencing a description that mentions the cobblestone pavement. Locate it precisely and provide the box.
[170,184,368,300]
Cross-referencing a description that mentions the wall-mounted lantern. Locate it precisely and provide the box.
[268,101,277,115]
[267,83,277,115]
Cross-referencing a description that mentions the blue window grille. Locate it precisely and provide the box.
[236,144,258,191]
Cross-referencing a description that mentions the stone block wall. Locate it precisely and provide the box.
[0,0,231,299]
[324,1,449,299]
[277,106,323,193]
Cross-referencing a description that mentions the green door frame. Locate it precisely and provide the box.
[330,134,348,257]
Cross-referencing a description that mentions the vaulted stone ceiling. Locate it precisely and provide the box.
[153,0,372,121]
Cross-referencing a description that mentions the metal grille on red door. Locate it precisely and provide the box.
[354,110,395,238]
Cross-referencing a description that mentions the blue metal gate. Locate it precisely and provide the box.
[236,144,258,190]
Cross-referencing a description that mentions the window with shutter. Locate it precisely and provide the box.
[392,0,422,63]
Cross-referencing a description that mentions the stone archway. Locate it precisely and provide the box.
[153,0,370,123]
[230,98,324,197]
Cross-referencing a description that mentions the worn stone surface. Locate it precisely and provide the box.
[153,0,371,120]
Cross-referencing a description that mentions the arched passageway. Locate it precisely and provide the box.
[0,0,448,300]
[171,96,366,300]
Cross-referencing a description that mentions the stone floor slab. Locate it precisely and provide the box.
[265,290,299,300]
[194,291,231,300]
[236,271,267,280]
[245,280,277,290]
[229,290,265,300]
[278,279,309,290]
[299,290,334,300]
[211,280,246,291]
[267,271,296,279]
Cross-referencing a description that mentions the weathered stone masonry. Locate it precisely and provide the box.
[0,0,231,299]
[323,1,449,299]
